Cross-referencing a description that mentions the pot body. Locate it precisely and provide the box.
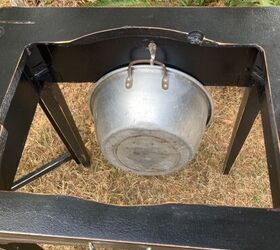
[89,65,213,175]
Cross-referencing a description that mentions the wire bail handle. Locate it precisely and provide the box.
[125,42,169,90]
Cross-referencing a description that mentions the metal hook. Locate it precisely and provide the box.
[148,42,157,65]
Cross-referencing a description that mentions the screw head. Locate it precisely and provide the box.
[187,31,204,45]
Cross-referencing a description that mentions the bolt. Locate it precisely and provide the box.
[187,30,204,45]
[126,76,133,89]
[162,76,169,90]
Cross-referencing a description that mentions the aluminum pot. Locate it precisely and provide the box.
[89,60,213,175]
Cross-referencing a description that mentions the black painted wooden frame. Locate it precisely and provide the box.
[0,7,280,250]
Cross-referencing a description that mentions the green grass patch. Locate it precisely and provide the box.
[83,0,219,7]
[225,0,280,6]
[82,0,280,7]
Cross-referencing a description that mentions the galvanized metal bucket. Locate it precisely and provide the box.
[89,44,213,175]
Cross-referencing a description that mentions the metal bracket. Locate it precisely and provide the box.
[24,46,53,89]
[248,53,265,86]
[24,45,90,168]
[249,65,265,86]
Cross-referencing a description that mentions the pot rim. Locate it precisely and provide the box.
[89,65,214,126]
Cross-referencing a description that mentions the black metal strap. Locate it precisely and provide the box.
[11,152,72,191]
[0,243,43,250]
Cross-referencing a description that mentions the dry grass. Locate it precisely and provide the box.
[17,85,270,250]
[17,85,270,207]
[0,0,271,249]
[0,0,9,6]
[2,0,225,7]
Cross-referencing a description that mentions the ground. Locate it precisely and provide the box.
[0,1,271,250]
